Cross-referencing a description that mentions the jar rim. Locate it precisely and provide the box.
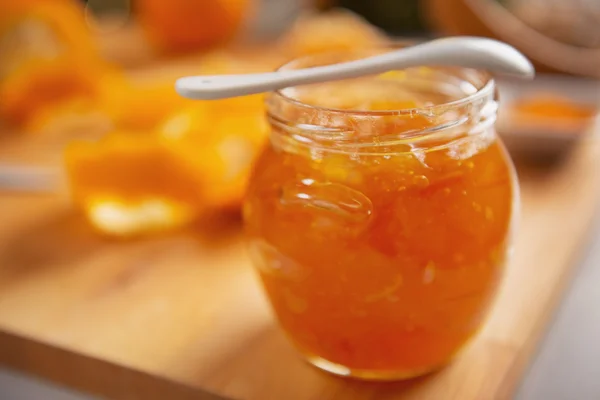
[271,45,496,117]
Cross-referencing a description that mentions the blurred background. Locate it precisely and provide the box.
[0,1,599,399]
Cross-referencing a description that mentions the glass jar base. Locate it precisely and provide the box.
[305,354,445,381]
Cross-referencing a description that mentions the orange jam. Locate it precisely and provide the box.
[244,54,517,380]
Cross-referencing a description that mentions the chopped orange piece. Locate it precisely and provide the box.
[135,0,253,53]
[159,94,269,210]
[66,93,269,235]
[65,131,206,236]
[1,61,100,127]
[0,0,100,66]
[0,0,108,127]
[98,75,190,132]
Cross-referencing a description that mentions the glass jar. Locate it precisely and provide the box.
[244,50,518,380]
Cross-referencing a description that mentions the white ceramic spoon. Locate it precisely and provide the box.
[176,36,535,100]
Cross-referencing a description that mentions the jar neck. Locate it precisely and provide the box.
[266,78,497,155]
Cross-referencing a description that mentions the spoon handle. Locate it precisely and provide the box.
[176,44,440,100]
[176,37,534,100]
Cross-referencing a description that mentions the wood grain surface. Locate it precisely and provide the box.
[0,50,599,399]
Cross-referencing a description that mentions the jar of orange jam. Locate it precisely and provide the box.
[244,50,518,380]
